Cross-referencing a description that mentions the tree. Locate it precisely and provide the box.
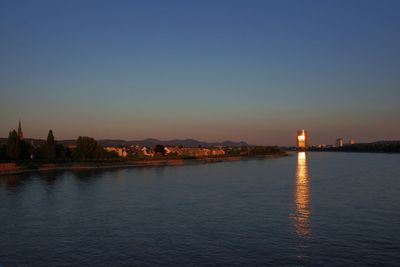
[74,136,104,160]
[154,144,166,155]
[20,140,34,160]
[6,130,21,160]
[0,144,7,160]
[43,130,56,160]
[56,144,67,160]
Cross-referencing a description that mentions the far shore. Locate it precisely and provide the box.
[0,154,288,175]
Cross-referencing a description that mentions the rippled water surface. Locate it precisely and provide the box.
[1,152,400,266]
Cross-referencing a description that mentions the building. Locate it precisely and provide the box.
[349,139,355,145]
[17,120,24,140]
[105,147,129,158]
[66,144,77,149]
[296,130,307,150]
[165,147,225,157]
[336,138,344,147]
[141,146,154,157]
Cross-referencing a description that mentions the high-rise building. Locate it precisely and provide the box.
[336,138,343,147]
[17,120,24,140]
[297,130,307,150]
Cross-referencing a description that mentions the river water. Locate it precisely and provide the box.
[0,152,399,266]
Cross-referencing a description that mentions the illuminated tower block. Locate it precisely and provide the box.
[297,130,307,150]
[336,138,343,147]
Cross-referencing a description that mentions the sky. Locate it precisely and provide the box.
[1,0,399,145]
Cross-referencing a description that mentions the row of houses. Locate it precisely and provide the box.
[104,145,156,158]
[165,147,225,157]
[104,145,225,158]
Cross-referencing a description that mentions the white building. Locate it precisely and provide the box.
[336,138,344,147]
[105,147,128,158]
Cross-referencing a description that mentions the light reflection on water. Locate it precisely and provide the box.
[1,153,400,265]
[293,152,311,237]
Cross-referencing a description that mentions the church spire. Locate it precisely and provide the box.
[17,119,23,140]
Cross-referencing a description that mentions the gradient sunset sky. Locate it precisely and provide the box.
[1,0,399,145]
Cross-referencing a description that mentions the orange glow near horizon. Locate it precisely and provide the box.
[293,152,311,237]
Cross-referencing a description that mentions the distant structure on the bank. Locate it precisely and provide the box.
[349,139,355,145]
[336,138,343,147]
[17,120,24,140]
[297,130,307,150]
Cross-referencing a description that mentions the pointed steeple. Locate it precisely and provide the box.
[17,119,23,140]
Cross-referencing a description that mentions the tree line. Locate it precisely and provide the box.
[0,130,118,161]
[311,142,400,153]
[225,146,286,156]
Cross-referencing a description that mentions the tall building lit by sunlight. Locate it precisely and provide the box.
[296,130,307,150]
[336,138,344,147]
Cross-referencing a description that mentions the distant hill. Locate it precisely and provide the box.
[0,137,248,148]
[93,138,249,147]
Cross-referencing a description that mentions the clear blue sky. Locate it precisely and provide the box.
[1,0,399,145]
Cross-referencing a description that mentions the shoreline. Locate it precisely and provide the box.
[0,154,288,175]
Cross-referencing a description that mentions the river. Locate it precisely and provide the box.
[0,152,399,266]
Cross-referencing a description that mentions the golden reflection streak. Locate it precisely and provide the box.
[293,152,311,237]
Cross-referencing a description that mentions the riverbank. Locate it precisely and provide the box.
[0,154,288,175]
